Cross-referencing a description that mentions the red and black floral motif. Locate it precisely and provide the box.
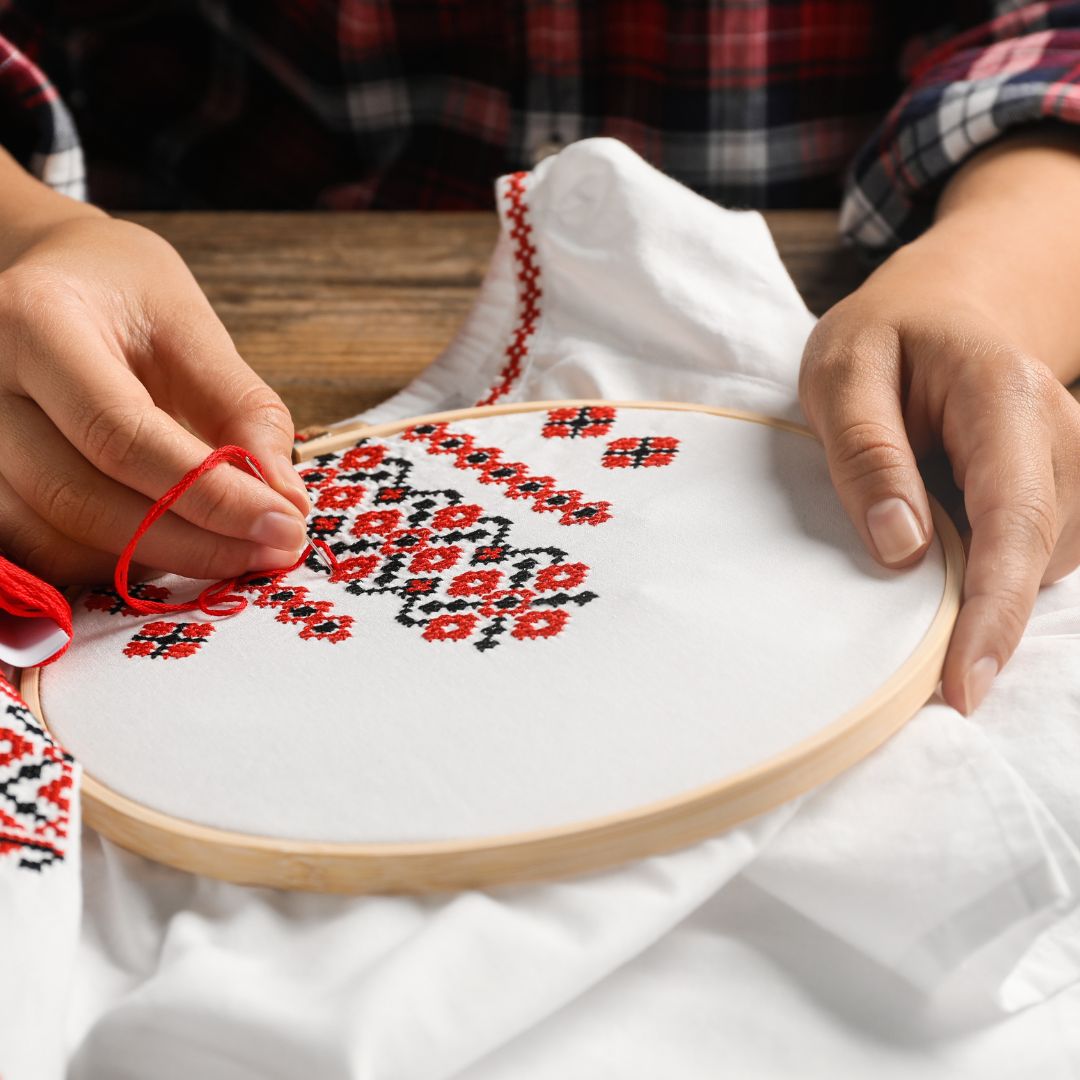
[402,421,613,527]
[542,406,616,439]
[300,439,598,651]
[123,621,215,659]
[602,436,680,469]
[0,674,73,871]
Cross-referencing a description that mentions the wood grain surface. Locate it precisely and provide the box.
[123,211,867,431]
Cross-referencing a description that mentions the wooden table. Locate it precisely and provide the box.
[126,211,868,431]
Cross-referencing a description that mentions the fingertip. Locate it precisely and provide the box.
[942,652,999,716]
[940,600,1006,716]
[961,655,999,715]
[247,544,307,573]
[248,508,307,550]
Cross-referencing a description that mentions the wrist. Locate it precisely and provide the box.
[0,146,104,269]
[925,132,1080,383]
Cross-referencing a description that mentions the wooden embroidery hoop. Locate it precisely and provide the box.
[21,400,965,895]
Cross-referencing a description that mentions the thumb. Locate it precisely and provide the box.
[799,328,934,568]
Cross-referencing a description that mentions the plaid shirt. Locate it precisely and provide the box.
[0,1,1078,255]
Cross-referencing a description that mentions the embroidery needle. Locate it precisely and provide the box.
[307,535,339,577]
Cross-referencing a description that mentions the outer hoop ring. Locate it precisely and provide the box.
[23,400,965,894]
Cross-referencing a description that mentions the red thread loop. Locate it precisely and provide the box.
[114,445,336,617]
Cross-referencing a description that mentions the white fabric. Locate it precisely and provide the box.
[0,675,81,1080]
[5,137,1079,1078]
[0,612,70,668]
[44,410,946,842]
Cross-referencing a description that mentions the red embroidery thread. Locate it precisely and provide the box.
[402,421,613,527]
[602,436,680,469]
[113,445,289,618]
[95,427,602,658]
[475,171,540,406]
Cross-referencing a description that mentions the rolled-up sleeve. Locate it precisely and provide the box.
[841,2,1080,256]
[0,25,85,199]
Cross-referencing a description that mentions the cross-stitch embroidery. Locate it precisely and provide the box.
[542,405,617,439]
[85,580,172,615]
[300,439,598,652]
[123,621,216,659]
[401,421,613,526]
[88,431,602,657]
[0,674,73,870]
[602,436,680,469]
[240,580,355,643]
[476,171,539,406]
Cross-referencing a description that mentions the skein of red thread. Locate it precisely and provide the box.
[0,553,74,664]
[114,445,331,617]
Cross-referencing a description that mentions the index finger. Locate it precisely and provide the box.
[14,328,309,555]
[144,295,311,517]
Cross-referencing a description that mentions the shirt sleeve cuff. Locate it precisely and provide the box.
[841,20,1080,256]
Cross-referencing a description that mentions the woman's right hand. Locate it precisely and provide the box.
[0,150,310,584]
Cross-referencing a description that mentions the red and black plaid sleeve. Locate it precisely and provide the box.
[1,2,1079,258]
[843,1,1080,254]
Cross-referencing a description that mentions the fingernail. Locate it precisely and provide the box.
[962,655,999,715]
[250,510,306,549]
[247,544,306,572]
[866,498,925,564]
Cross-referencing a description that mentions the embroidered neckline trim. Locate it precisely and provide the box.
[474,171,540,406]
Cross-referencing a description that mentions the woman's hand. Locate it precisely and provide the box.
[800,133,1080,716]
[0,149,310,585]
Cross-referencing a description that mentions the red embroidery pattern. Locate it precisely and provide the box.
[300,439,598,651]
[89,570,355,654]
[0,674,73,870]
[85,432,600,657]
[85,581,171,615]
[239,580,354,643]
[602,436,680,469]
[123,621,215,659]
[475,171,539,406]
[402,421,613,527]
[542,405,617,439]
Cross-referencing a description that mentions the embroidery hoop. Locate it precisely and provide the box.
[21,400,965,894]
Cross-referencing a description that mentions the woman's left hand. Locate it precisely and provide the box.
[799,133,1080,715]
